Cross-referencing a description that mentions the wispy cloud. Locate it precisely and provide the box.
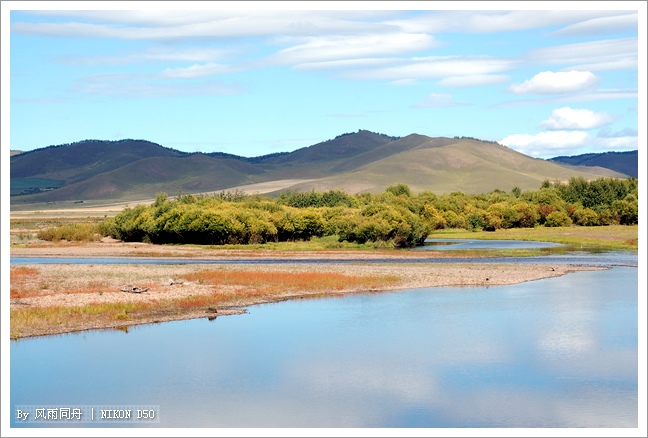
[55,47,238,66]
[493,88,639,108]
[328,114,366,118]
[538,107,615,130]
[386,10,628,34]
[12,11,399,40]
[11,98,66,104]
[336,56,517,82]
[159,63,238,79]
[411,93,470,109]
[507,71,600,95]
[500,129,637,157]
[525,37,637,72]
[593,136,638,150]
[500,131,592,157]
[437,74,510,88]
[549,13,638,37]
[268,33,442,66]
[597,127,638,138]
[75,79,246,99]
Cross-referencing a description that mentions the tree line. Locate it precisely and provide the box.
[100,177,638,248]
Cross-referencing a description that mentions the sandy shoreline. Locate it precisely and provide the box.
[10,238,481,260]
[10,241,607,339]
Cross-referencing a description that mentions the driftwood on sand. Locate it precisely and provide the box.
[121,285,150,293]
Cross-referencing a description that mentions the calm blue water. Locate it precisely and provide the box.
[10,267,638,428]
[417,238,565,250]
[9,250,639,267]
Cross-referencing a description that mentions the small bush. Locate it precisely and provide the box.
[572,208,600,226]
[38,223,101,242]
[544,211,572,227]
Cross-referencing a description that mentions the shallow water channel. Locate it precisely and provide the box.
[9,238,639,267]
[10,243,638,428]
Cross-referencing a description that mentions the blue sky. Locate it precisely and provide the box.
[4,3,645,159]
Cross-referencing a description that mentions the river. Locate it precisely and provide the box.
[9,243,639,428]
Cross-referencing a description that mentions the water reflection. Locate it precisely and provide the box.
[11,267,637,428]
[417,238,564,250]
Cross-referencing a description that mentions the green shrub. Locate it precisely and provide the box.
[544,211,572,227]
[612,199,638,225]
[105,179,637,247]
[572,208,600,226]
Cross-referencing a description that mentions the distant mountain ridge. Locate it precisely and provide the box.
[10,131,631,204]
[549,150,638,178]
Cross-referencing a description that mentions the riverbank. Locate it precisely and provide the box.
[10,258,604,339]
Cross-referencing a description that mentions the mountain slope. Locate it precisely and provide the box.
[10,133,632,205]
[259,130,395,175]
[549,150,638,178]
[276,139,627,195]
[10,139,186,184]
[12,154,266,203]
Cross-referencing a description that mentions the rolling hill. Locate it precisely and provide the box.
[549,150,638,178]
[10,139,186,190]
[10,132,631,206]
[275,138,626,195]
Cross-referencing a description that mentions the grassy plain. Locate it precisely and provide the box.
[429,225,639,251]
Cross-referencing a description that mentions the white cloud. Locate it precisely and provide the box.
[294,57,401,72]
[500,131,592,157]
[594,136,638,150]
[11,11,398,40]
[338,56,517,81]
[507,71,600,95]
[160,63,237,79]
[552,89,639,102]
[411,93,469,109]
[388,79,418,86]
[550,13,638,37]
[437,74,510,88]
[492,88,639,108]
[526,38,637,72]
[268,33,442,65]
[500,128,638,157]
[22,10,628,40]
[386,10,625,34]
[562,59,638,73]
[538,107,615,130]
[56,47,237,66]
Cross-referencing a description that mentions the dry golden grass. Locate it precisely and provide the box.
[10,268,401,339]
[184,269,398,293]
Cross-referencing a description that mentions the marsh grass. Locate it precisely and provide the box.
[37,223,101,242]
[10,271,400,339]
[10,217,105,230]
[183,270,400,293]
[429,225,638,251]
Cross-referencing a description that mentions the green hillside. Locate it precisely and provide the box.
[10,139,185,184]
[277,139,628,195]
[11,154,266,203]
[9,132,632,206]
